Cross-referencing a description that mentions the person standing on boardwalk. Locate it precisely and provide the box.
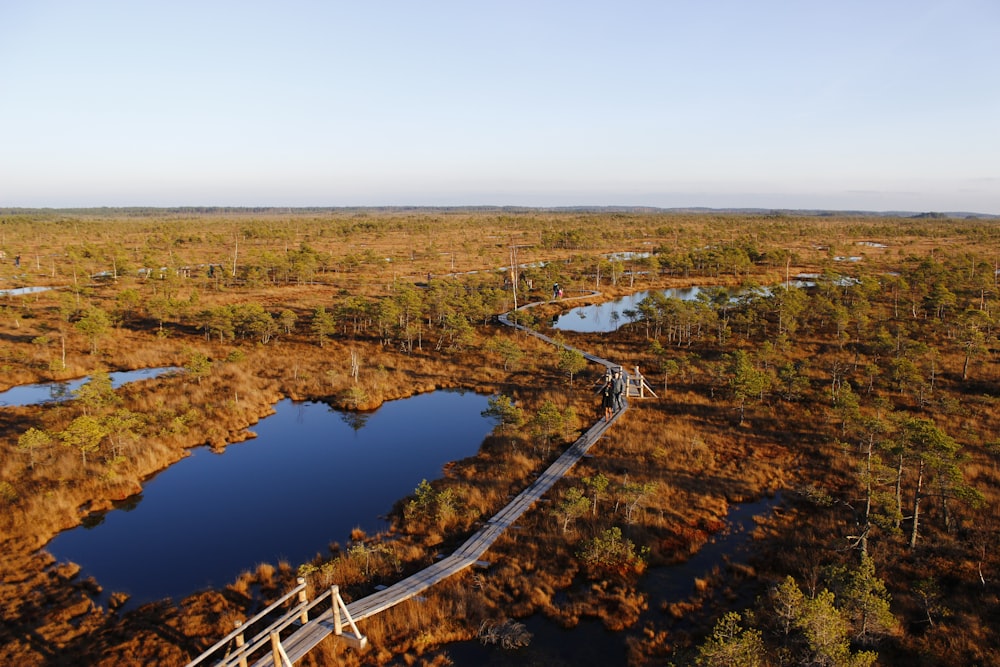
[611,367,626,413]
[600,376,615,422]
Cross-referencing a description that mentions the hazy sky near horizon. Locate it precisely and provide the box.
[2,1,998,213]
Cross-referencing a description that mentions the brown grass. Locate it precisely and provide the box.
[1,209,998,665]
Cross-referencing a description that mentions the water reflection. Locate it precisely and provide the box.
[45,391,492,606]
[551,287,707,333]
[447,616,626,667]
[551,281,826,334]
[641,493,782,610]
[340,410,372,431]
[0,367,180,407]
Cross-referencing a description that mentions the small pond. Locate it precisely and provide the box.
[45,390,493,606]
[0,285,54,297]
[551,281,822,334]
[0,367,180,407]
[551,286,709,333]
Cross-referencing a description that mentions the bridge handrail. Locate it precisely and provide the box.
[299,586,334,618]
[185,579,307,667]
[217,599,309,667]
[223,577,343,667]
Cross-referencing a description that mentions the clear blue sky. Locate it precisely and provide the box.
[2,1,998,213]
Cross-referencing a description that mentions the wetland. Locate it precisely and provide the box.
[0,208,997,666]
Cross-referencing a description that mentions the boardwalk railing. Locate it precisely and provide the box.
[185,578,311,667]
[185,579,366,667]
[187,292,638,667]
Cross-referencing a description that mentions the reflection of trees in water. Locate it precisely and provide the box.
[49,383,72,402]
[114,494,143,513]
[339,411,371,432]
[478,618,532,649]
[84,493,143,529]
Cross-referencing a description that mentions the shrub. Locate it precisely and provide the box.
[578,526,647,576]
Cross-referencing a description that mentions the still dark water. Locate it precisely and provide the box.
[45,391,493,606]
[441,494,781,666]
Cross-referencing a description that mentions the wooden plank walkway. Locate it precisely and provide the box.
[192,293,628,667]
[245,413,623,666]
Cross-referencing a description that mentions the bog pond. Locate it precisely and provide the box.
[0,367,180,407]
[44,390,493,606]
[551,281,817,333]
[551,286,710,333]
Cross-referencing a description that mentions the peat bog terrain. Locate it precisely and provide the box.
[1,208,998,666]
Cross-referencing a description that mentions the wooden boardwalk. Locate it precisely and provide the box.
[188,294,631,667]
[241,415,621,666]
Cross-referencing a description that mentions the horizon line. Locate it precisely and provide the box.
[2,205,997,218]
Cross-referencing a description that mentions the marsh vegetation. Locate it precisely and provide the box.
[0,208,997,665]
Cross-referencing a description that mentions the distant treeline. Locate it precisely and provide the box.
[1,206,996,219]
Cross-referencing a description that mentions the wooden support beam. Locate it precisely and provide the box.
[269,632,288,667]
[234,621,247,667]
[626,365,657,398]
[296,578,308,625]
[331,585,368,651]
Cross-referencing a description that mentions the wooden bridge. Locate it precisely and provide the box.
[186,294,654,667]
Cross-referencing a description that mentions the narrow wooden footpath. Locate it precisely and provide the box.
[188,293,633,667]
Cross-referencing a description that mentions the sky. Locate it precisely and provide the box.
[1,1,998,213]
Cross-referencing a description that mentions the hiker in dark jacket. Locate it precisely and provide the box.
[611,367,626,412]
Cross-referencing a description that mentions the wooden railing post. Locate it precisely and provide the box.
[297,577,308,624]
[329,584,367,650]
[270,631,283,667]
[234,620,247,667]
[331,585,342,636]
